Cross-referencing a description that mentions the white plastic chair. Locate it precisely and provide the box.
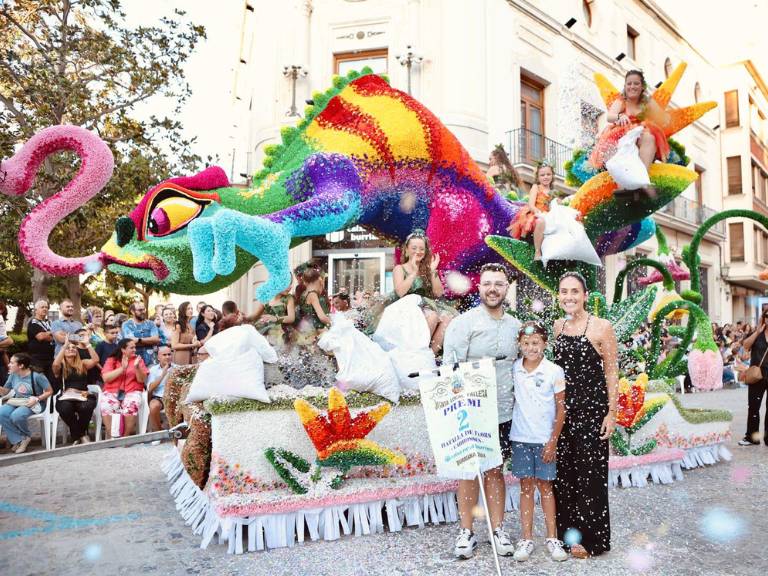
[90,385,104,441]
[1,395,53,451]
[92,388,148,440]
[138,390,150,435]
[52,387,108,448]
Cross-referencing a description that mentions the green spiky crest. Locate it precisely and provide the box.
[253,66,387,182]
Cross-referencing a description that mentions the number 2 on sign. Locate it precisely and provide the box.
[457,409,469,432]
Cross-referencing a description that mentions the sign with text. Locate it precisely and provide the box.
[419,358,502,480]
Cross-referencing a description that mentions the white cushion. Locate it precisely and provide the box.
[372,293,431,351]
[186,325,276,403]
[605,126,651,190]
[540,201,603,268]
[318,315,401,402]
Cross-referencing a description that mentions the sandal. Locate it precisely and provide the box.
[570,544,590,559]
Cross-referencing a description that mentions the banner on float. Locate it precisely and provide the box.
[418,358,502,480]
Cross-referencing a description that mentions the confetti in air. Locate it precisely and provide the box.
[399,190,417,214]
[563,527,582,547]
[699,508,746,544]
[444,271,472,296]
[730,465,751,484]
[625,548,655,572]
[83,543,102,562]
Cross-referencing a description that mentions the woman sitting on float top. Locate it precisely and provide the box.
[391,230,457,355]
[590,69,668,198]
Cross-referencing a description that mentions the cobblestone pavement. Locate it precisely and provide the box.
[0,387,765,576]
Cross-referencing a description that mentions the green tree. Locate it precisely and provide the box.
[0,0,206,323]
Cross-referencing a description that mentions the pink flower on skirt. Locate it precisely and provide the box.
[688,349,724,391]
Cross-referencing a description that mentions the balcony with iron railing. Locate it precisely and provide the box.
[505,128,573,179]
[656,195,726,236]
[505,127,724,236]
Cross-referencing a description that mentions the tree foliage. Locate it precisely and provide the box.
[0,0,207,318]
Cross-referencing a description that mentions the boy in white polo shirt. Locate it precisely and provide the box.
[510,321,568,562]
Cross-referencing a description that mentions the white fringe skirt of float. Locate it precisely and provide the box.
[164,444,732,552]
[162,449,529,553]
[608,443,731,489]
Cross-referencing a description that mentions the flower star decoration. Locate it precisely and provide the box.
[265,387,406,494]
[295,387,406,472]
[616,373,649,429]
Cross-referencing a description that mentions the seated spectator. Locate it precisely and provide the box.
[0,353,53,453]
[147,346,172,432]
[100,339,147,438]
[53,337,99,445]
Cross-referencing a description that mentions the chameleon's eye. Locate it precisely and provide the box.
[136,182,221,241]
[147,196,205,237]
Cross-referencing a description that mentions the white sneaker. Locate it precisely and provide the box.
[513,539,535,561]
[80,435,91,444]
[546,538,568,562]
[492,527,515,556]
[14,436,32,454]
[454,528,477,559]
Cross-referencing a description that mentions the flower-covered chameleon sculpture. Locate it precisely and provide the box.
[3,69,660,302]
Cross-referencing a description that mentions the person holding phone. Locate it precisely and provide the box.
[740,311,768,446]
[53,336,99,445]
[100,339,147,438]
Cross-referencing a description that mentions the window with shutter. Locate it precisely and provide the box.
[725,90,740,127]
[729,222,744,261]
[727,156,742,195]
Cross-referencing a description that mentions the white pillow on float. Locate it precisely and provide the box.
[605,126,652,190]
[186,324,277,403]
[540,200,603,268]
[318,314,401,403]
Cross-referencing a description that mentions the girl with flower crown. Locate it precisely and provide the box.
[507,162,555,261]
[389,230,457,354]
[590,70,669,197]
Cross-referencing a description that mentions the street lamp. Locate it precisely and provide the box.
[395,45,423,95]
[283,65,308,117]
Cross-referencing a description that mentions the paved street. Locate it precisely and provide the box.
[0,387,765,576]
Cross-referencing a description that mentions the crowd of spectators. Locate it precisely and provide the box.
[0,280,373,453]
[623,319,755,388]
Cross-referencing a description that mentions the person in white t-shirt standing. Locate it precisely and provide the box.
[509,321,568,562]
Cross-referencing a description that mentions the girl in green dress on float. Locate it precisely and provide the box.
[392,230,457,355]
[296,267,331,339]
[252,284,297,345]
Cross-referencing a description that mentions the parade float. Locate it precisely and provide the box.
[1,62,756,553]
